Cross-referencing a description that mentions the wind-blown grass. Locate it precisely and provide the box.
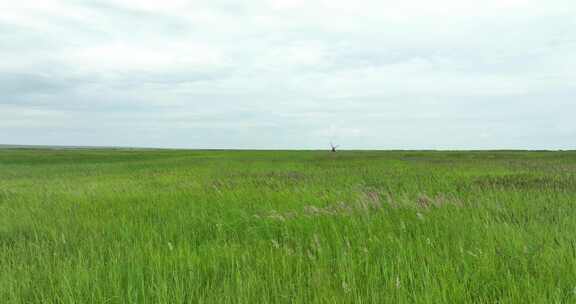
[1,149,575,303]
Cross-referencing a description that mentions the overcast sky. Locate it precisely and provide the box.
[1,0,575,149]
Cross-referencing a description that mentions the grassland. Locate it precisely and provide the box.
[1,148,575,303]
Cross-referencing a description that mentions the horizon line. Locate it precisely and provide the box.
[0,144,573,152]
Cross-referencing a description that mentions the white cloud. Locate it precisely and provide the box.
[67,42,227,72]
[103,0,192,12]
[270,0,308,10]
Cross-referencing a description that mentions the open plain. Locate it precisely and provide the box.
[1,149,575,303]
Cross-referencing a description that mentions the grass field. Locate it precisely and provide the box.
[1,149,575,303]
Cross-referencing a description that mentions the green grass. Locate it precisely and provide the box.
[1,149,576,303]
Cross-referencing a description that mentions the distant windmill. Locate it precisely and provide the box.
[330,142,339,152]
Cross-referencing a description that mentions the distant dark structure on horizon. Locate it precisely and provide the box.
[330,142,339,152]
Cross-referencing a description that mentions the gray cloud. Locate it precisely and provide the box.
[1,0,575,149]
[0,73,70,96]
